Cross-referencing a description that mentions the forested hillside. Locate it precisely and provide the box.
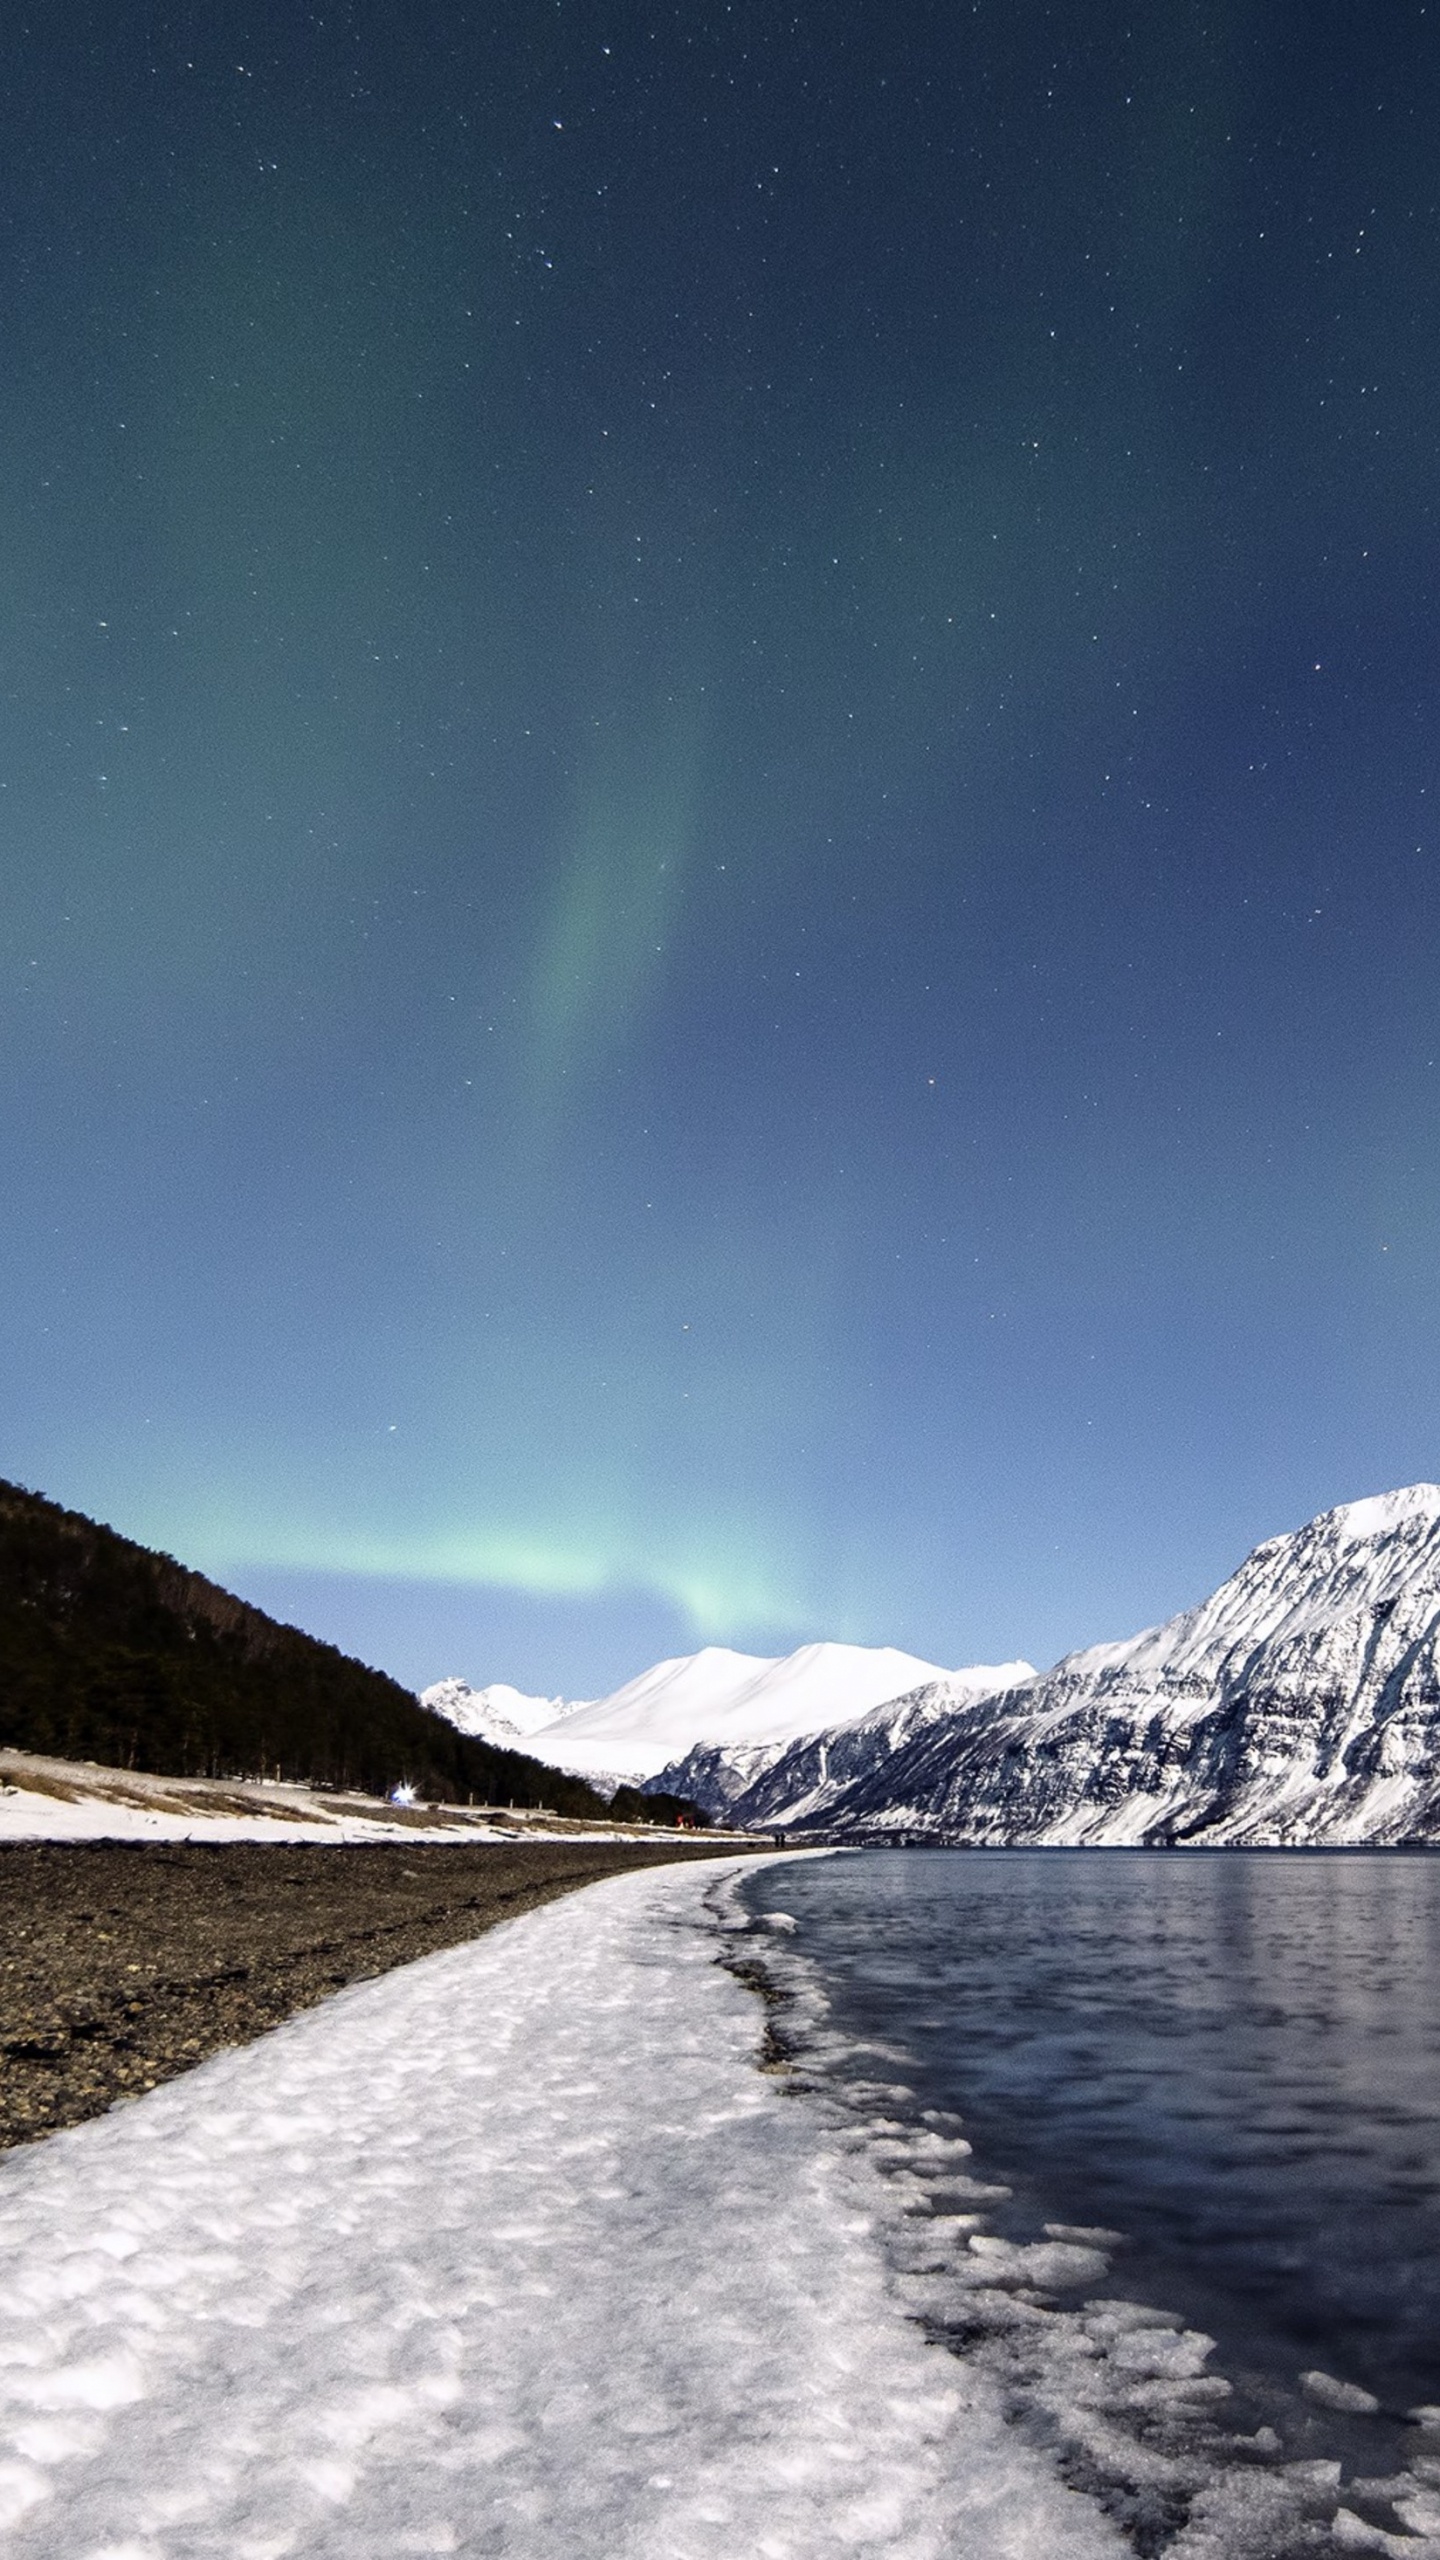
[0,1480,608,1815]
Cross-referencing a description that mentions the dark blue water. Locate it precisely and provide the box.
[741,1848,1440,2494]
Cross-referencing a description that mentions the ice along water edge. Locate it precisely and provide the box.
[736,1846,1440,2558]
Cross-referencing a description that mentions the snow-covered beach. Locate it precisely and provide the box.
[0,1749,682,1848]
[0,1854,1120,2558]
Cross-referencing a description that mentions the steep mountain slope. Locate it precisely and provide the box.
[0,1481,608,1817]
[639,1738,791,1820]
[786,1488,1440,1846]
[505,1641,956,1783]
[661,1662,1035,1821]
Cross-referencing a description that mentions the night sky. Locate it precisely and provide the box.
[4,2,1439,1697]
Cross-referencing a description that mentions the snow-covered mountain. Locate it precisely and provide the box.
[428,1643,959,1786]
[421,1678,582,1749]
[762,1487,1440,1847]
[654,1661,1036,1821]
[538,1642,962,1782]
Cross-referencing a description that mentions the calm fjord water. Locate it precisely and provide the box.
[743,1849,1440,2446]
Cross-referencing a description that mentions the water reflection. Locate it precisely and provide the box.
[747,1849,1440,2421]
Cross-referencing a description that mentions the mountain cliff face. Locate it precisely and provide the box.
[643,1738,790,1819]
[759,1488,1440,1846]
[658,1662,1035,1823]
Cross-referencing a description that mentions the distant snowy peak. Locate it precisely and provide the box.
[422,1640,1035,1789]
[421,1678,581,1748]
[793,1485,1440,1849]
[523,1639,961,1781]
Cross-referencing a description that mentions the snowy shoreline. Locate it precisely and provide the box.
[0,1853,1119,2557]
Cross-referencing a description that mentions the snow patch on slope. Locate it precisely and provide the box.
[1331,1486,1440,1545]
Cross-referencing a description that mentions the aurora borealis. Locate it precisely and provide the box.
[4,3,1440,1694]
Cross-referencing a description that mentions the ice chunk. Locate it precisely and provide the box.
[1108,2325,1217,2380]
[967,2234,1111,2290]
[1395,2487,1440,2536]
[1332,2507,1438,2554]
[1301,2369,1382,2415]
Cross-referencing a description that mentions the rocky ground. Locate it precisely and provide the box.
[0,1837,746,2151]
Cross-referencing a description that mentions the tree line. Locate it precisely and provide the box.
[0,1479,625,1817]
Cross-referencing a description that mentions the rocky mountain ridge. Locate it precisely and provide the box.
[654,1662,1036,1823]
[737,1486,1440,1845]
[420,1679,577,1749]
